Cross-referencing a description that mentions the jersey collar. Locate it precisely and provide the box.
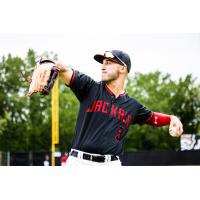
[103,82,127,98]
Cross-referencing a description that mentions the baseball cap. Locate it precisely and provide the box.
[94,50,131,73]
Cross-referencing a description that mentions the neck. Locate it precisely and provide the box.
[105,79,126,98]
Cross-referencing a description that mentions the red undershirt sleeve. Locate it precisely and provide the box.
[144,112,171,127]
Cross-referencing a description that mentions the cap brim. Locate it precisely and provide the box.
[94,54,106,64]
[94,54,119,64]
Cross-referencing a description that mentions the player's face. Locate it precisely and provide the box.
[101,59,121,82]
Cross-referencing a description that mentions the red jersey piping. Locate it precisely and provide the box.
[104,83,126,98]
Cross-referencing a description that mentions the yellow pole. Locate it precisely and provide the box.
[51,79,59,166]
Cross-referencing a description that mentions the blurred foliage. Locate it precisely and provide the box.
[0,50,199,152]
[125,72,200,151]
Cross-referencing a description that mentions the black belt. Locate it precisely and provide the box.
[70,150,118,163]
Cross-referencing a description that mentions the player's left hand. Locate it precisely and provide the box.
[169,115,183,137]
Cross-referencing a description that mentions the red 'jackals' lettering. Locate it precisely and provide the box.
[86,100,132,128]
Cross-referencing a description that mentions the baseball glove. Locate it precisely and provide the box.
[27,58,58,96]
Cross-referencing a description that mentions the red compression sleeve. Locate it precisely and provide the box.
[145,112,171,127]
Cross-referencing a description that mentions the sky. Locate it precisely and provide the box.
[0,0,199,84]
[0,33,200,82]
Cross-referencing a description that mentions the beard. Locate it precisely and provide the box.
[101,71,119,82]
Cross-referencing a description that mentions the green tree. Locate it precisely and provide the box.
[24,50,57,151]
[0,49,55,151]
[1,50,199,153]
[0,54,28,151]
[57,84,79,152]
[169,75,200,134]
[124,72,200,151]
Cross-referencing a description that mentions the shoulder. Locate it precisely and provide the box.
[125,94,141,105]
[70,70,99,86]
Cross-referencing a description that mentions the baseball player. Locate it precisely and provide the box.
[56,50,183,166]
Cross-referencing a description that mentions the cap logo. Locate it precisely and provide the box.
[104,51,114,58]
[104,51,127,67]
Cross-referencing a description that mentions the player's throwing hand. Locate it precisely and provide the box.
[169,115,183,137]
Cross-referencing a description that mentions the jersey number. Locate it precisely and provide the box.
[115,126,124,141]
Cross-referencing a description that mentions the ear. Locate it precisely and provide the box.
[119,65,128,74]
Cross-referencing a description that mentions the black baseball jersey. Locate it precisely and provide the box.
[67,70,152,156]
